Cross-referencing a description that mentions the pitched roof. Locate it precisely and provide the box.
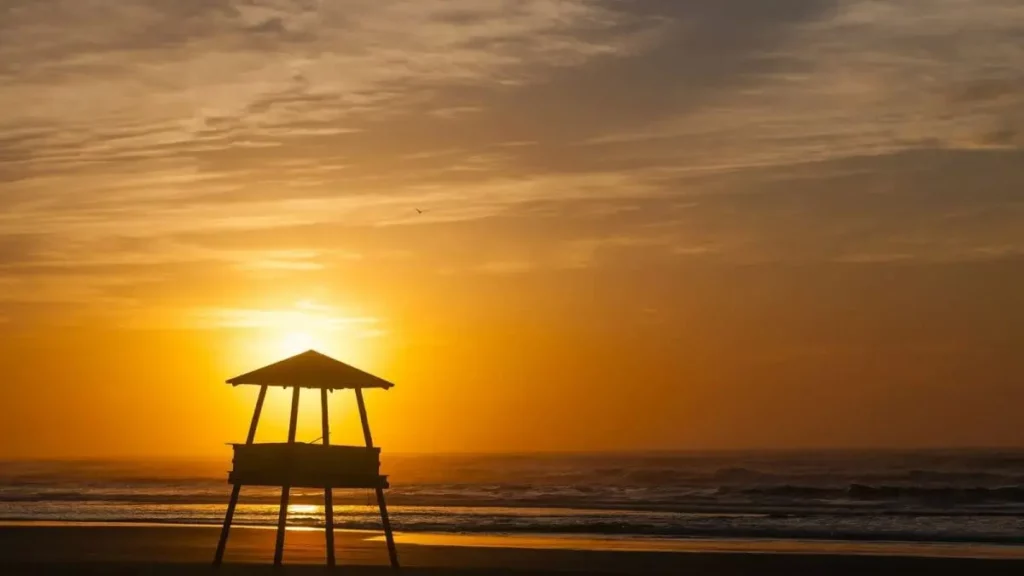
[227,350,394,390]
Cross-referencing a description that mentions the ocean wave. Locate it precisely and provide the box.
[724,483,1024,504]
[3,507,1024,547]
[7,451,1024,531]
[5,487,1024,520]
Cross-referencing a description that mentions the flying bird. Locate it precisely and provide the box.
[416,208,426,214]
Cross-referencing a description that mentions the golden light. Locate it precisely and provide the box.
[214,300,383,442]
[279,330,317,358]
[212,300,380,366]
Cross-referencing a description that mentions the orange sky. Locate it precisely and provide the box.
[2,1,1024,458]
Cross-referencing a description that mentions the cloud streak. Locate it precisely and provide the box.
[1,0,1024,324]
[0,0,656,173]
[588,0,1024,169]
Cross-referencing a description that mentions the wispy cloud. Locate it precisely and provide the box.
[196,302,378,331]
[587,0,1024,169]
[0,0,667,296]
[2,0,1024,326]
[0,0,657,174]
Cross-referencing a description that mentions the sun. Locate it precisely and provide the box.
[225,300,378,368]
[279,330,317,357]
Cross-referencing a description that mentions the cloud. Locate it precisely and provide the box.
[0,1,668,304]
[585,0,1024,169]
[2,0,1024,327]
[428,106,484,120]
[195,303,377,330]
[0,0,657,174]
[477,260,534,275]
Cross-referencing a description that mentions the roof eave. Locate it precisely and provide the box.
[226,379,394,390]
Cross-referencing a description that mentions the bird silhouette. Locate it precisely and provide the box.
[416,208,426,214]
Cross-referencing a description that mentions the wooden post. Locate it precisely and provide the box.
[374,489,399,569]
[246,385,269,444]
[214,384,268,567]
[321,388,336,568]
[287,386,301,444]
[355,388,374,447]
[274,386,301,566]
[356,388,399,569]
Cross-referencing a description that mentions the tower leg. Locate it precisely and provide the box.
[274,485,291,566]
[324,488,336,567]
[321,388,336,567]
[356,388,399,569]
[214,385,268,567]
[274,385,302,566]
[375,487,400,569]
[213,483,241,567]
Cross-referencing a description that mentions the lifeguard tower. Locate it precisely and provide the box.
[213,350,399,569]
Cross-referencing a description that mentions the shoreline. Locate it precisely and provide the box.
[2,524,1023,575]
[2,521,1023,560]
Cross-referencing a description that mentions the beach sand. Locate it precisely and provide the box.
[2,524,1023,575]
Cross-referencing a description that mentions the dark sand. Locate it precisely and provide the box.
[2,524,1024,575]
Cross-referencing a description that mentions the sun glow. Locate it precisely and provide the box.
[279,330,318,358]
[210,299,382,367]
[287,504,321,515]
[214,299,385,441]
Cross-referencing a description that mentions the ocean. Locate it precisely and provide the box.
[2,451,1024,546]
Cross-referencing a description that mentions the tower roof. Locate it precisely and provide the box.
[227,350,394,390]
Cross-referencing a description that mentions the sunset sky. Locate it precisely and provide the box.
[2,0,1024,458]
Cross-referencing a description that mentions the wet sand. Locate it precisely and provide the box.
[2,524,1024,575]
